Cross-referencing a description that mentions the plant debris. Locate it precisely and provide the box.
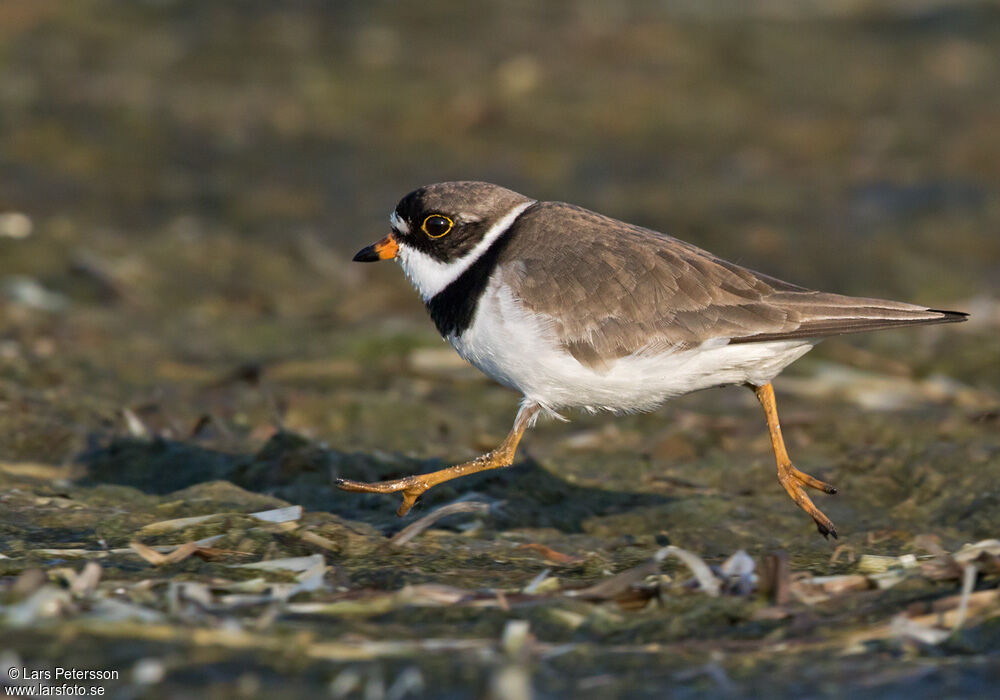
[1,3,998,697]
[389,501,491,546]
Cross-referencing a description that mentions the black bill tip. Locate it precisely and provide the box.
[353,245,380,262]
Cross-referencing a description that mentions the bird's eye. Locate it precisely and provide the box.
[422,214,453,238]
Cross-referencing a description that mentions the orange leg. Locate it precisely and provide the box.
[752,383,839,539]
[336,402,540,516]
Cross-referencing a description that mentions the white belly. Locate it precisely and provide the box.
[447,281,815,414]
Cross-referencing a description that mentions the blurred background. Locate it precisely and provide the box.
[1,1,999,698]
[2,0,997,463]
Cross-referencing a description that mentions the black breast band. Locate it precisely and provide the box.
[426,219,523,337]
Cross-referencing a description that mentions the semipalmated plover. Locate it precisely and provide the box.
[339,181,967,538]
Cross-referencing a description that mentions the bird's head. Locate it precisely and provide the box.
[353,181,534,300]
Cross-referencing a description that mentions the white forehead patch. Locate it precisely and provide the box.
[389,210,410,235]
[396,200,535,302]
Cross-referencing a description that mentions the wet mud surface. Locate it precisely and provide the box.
[2,2,1000,698]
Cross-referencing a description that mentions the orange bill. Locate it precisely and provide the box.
[353,233,399,262]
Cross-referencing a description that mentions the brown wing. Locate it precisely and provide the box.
[499,202,965,370]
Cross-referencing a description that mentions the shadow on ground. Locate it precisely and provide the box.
[79,432,669,534]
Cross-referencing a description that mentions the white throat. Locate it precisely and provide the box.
[395,200,535,302]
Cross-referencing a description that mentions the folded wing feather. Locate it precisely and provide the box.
[500,202,965,370]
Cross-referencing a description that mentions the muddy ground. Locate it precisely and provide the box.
[1,2,999,698]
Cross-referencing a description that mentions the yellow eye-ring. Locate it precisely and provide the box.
[422,214,453,238]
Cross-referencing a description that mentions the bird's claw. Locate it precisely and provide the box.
[335,476,428,517]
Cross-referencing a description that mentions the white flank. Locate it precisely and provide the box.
[448,271,817,415]
[395,200,535,302]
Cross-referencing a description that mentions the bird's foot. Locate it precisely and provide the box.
[777,463,839,539]
[335,475,428,516]
[338,403,537,518]
[786,464,838,495]
[335,449,515,517]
